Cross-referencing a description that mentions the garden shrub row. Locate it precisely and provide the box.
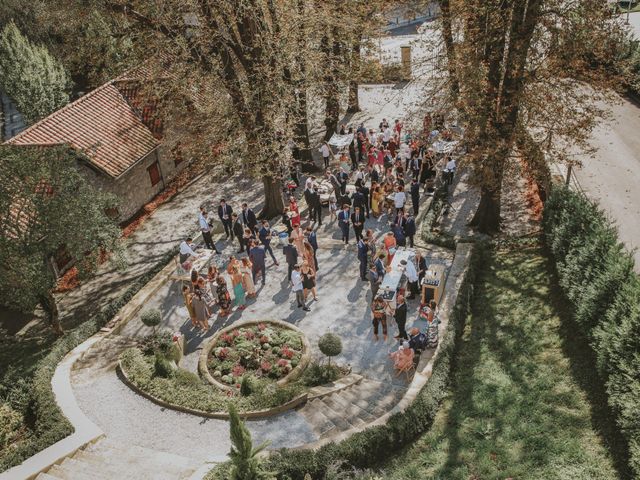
[543,187,640,477]
[0,247,178,473]
[209,244,480,480]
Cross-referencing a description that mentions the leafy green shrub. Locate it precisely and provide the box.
[0,247,178,473]
[301,363,342,387]
[154,353,176,378]
[0,403,24,450]
[240,376,255,396]
[140,308,162,330]
[228,404,274,480]
[318,334,342,365]
[543,186,640,476]
[141,331,174,358]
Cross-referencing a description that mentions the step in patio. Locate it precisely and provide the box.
[298,378,406,440]
[35,437,200,480]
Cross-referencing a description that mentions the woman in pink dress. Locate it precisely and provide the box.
[290,224,305,254]
[289,196,301,227]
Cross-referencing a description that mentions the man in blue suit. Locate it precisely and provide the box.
[337,204,350,245]
[258,220,279,265]
[357,237,369,281]
[249,240,267,286]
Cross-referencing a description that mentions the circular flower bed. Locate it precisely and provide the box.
[202,320,310,390]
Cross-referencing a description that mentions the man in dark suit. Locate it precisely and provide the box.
[368,165,379,184]
[306,226,319,271]
[338,168,348,195]
[357,237,368,281]
[309,188,322,226]
[351,188,365,211]
[404,210,416,248]
[249,240,267,285]
[351,206,365,242]
[360,184,371,218]
[241,203,258,232]
[231,213,244,253]
[410,179,420,215]
[394,294,408,340]
[282,238,298,282]
[337,204,350,245]
[258,220,279,265]
[375,253,386,280]
[303,186,314,222]
[218,199,233,239]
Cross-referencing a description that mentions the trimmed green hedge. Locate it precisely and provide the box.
[0,247,178,473]
[208,244,481,480]
[543,187,640,476]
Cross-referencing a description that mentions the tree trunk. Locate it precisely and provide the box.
[438,0,460,101]
[347,79,360,114]
[347,37,361,113]
[40,290,63,335]
[259,175,285,219]
[323,90,340,142]
[294,89,315,173]
[469,187,501,235]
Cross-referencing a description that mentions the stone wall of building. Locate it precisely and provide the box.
[81,147,189,222]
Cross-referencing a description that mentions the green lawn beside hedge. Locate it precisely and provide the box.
[382,244,619,479]
[0,248,177,473]
[543,186,640,477]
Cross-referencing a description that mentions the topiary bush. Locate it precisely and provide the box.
[154,353,176,378]
[318,334,342,366]
[301,363,343,387]
[140,308,162,331]
[543,186,640,477]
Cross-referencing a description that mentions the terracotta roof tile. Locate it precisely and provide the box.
[5,82,160,178]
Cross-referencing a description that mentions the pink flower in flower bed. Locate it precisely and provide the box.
[243,330,255,340]
[231,329,240,337]
[260,360,272,372]
[257,323,267,331]
[219,333,233,345]
[281,346,295,359]
[216,347,229,359]
[277,359,289,368]
[232,365,245,377]
[259,335,270,344]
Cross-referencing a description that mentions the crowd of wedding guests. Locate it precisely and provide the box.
[178,115,452,381]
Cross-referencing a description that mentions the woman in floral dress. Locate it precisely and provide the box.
[240,257,256,298]
[216,275,232,317]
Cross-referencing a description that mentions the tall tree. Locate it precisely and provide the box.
[0,22,70,124]
[436,0,626,234]
[227,404,274,480]
[0,146,122,333]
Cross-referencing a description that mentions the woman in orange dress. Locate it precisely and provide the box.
[303,240,316,275]
[290,224,305,254]
[289,196,301,227]
[383,231,397,266]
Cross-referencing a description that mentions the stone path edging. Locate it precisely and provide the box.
[0,335,106,480]
[294,241,475,450]
[198,319,312,391]
[306,373,363,400]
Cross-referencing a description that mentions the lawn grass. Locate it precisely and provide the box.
[383,245,621,480]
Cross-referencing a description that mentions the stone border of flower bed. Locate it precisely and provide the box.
[198,319,312,392]
[116,361,310,420]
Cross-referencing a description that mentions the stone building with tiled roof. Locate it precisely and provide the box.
[4,75,188,221]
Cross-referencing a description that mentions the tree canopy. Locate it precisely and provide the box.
[0,146,122,333]
[0,22,70,124]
